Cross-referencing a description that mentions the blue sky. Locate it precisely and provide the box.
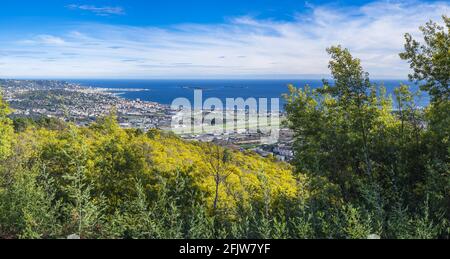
[0,1,376,25]
[0,0,448,79]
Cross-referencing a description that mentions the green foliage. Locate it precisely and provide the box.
[61,134,107,239]
[12,116,67,132]
[400,15,449,102]
[0,91,13,160]
[285,17,449,238]
[284,46,392,201]
[0,165,61,239]
[340,204,373,239]
[0,111,304,239]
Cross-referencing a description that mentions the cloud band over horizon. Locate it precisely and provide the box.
[0,0,448,79]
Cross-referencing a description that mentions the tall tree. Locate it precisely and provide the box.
[400,16,449,224]
[400,16,450,102]
[324,46,374,177]
[205,144,232,212]
[285,46,389,202]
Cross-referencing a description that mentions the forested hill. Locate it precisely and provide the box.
[0,108,313,238]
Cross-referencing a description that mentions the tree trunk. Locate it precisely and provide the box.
[213,176,220,212]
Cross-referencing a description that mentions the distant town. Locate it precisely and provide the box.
[0,79,294,161]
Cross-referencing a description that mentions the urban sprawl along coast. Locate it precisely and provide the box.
[0,79,294,161]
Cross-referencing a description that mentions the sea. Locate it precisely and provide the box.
[68,79,429,110]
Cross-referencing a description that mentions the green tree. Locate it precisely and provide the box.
[62,127,106,239]
[400,15,449,102]
[204,144,233,213]
[400,16,449,226]
[284,43,449,238]
[285,46,391,204]
[0,165,62,239]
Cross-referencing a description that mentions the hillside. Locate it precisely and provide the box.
[0,108,317,239]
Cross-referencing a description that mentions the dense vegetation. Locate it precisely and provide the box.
[285,16,449,239]
[0,17,448,239]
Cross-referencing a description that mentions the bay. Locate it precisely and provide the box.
[68,79,429,109]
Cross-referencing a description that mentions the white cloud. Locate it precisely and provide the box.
[1,0,448,78]
[67,4,125,16]
[19,35,67,46]
[36,35,67,45]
